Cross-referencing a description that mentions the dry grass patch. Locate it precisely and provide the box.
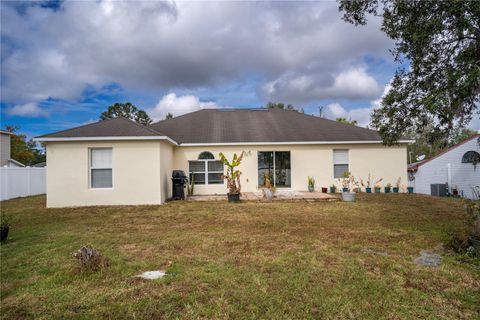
[1,194,479,319]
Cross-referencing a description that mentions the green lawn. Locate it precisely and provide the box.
[1,194,479,319]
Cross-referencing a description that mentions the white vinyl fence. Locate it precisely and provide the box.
[0,167,46,201]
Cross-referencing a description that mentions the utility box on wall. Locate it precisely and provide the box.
[430,184,447,197]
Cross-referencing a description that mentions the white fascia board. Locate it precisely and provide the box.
[34,136,179,145]
[178,140,414,146]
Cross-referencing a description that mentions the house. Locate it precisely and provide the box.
[0,130,25,167]
[408,133,480,199]
[36,109,412,208]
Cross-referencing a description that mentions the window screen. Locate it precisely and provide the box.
[188,156,224,185]
[90,148,112,188]
[333,149,349,178]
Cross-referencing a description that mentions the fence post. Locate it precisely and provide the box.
[27,167,32,195]
[5,167,9,200]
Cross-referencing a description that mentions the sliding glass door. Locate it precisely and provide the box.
[258,151,291,187]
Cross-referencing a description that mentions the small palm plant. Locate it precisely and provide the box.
[219,151,245,202]
[308,176,315,192]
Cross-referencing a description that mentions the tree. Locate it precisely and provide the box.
[266,102,304,113]
[339,0,480,145]
[335,117,358,125]
[450,128,478,145]
[5,125,45,165]
[100,102,152,125]
[165,112,173,120]
[407,125,478,163]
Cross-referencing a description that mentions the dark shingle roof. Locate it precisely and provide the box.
[37,117,165,138]
[37,109,385,144]
[149,109,381,144]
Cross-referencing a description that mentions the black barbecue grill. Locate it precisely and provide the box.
[171,170,188,200]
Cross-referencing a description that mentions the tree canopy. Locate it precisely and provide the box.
[407,126,477,163]
[165,112,173,120]
[335,117,358,125]
[265,102,304,113]
[100,102,152,126]
[5,125,45,166]
[339,0,480,145]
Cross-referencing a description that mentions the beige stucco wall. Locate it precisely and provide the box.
[45,141,408,207]
[46,141,164,207]
[159,141,174,201]
[173,144,408,195]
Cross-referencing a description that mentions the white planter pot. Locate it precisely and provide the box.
[341,192,356,202]
[263,188,274,201]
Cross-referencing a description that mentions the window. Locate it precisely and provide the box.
[198,151,215,160]
[189,152,224,185]
[90,148,112,188]
[258,151,291,187]
[461,151,480,164]
[333,149,349,178]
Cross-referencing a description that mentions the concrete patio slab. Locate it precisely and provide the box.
[186,191,339,202]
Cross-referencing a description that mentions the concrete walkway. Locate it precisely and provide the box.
[187,190,339,202]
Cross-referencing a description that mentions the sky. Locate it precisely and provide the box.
[1,0,478,138]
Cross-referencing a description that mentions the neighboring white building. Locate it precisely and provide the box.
[408,134,480,199]
[0,130,25,167]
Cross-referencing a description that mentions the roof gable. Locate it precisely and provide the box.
[408,133,480,171]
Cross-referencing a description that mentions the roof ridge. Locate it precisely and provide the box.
[150,108,210,126]
[118,116,166,135]
[276,108,382,134]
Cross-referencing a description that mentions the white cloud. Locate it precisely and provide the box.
[468,114,480,132]
[323,103,372,127]
[259,66,382,104]
[148,93,220,121]
[6,102,48,117]
[0,1,393,106]
[321,83,391,127]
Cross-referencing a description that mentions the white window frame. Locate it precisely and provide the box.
[333,149,349,179]
[188,154,224,185]
[89,148,113,189]
[258,151,291,189]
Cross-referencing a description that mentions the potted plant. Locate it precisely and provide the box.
[219,151,245,202]
[407,186,414,193]
[361,174,372,193]
[341,172,358,202]
[186,175,194,196]
[384,183,392,193]
[262,173,276,201]
[307,176,315,192]
[1,213,10,244]
[393,177,401,193]
[341,171,351,192]
[374,178,383,193]
[329,184,337,193]
[321,187,328,193]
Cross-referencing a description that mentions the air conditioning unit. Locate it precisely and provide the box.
[431,184,447,197]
